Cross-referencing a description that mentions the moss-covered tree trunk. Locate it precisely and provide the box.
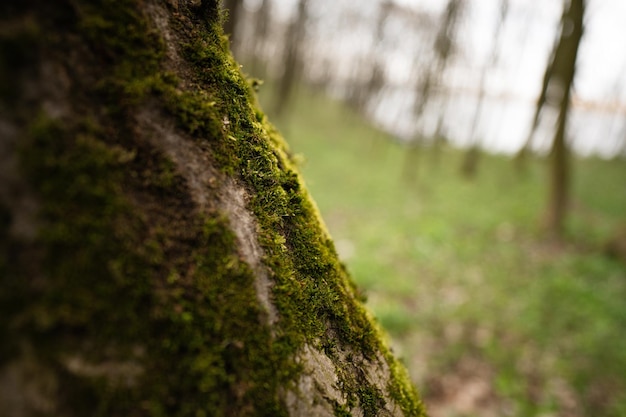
[0,1,424,416]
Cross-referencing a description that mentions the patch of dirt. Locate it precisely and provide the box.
[423,356,506,417]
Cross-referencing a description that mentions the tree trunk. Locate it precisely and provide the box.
[250,0,272,78]
[545,102,570,237]
[543,0,585,238]
[273,0,309,119]
[222,0,243,52]
[403,0,463,182]
[461,0,508,179]
[514,36,557,173]
[0,1,424,416]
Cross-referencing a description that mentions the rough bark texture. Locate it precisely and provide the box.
[0,1,425,416]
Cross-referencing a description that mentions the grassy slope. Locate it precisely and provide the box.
[260,86,626,417]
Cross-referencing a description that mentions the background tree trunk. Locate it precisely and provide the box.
[222,0,243,53]
[461,0,508,179]
[0,1,424,416]
[543,0,585,237]
[513,35,558,173]
[250,0,272,78]
[403,0,464,184]
[273,0,309,119]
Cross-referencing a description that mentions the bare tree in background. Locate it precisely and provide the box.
[222,0,244,53]
[347,1,392,113]
[273,0,310,118]
[461,0,509,179]
[542,0,585,238]
[404,0,464,183]
[514,31,561,172]
[250,0,272,78]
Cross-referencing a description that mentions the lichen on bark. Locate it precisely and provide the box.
[0,0,426,416]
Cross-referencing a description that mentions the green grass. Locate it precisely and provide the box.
[259,86,626,417]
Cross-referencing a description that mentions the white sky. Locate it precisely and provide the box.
[391,0,626,103]
[246,0,626,155]
[258,0,626,103]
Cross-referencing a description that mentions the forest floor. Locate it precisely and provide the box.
[258,86,626,417]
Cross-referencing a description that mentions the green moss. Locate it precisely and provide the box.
[357,385,386,416]
[386,352,426,416]
[7,0,425,415]
[17,114,298,415]
[149,214,296,417]
[170,23,384,356]
[20,116,146,334]
[77,0,165,86]
[333,402,352,417]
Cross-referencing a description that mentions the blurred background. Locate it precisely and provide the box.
[222,0,626,416]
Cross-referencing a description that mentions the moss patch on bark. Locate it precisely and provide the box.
[1,0,425,415]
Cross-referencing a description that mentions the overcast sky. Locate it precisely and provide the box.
[393,0,626,104]
[245,0,626,155]
[262,0,626,104]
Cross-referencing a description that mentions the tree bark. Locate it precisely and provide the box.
[0,1,424,416]
[543,0,585,237]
